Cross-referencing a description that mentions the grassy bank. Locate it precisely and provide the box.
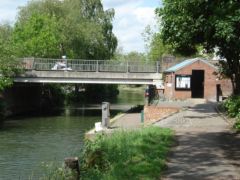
[80,126,173,179]
[41,127,173,179]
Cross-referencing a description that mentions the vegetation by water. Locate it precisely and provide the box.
[222,96,240,131]
[43,126,173,179]
[0,0,118,115]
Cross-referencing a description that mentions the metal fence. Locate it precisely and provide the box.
[20,58,161,73]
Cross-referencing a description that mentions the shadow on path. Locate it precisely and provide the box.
[156,102,240,179]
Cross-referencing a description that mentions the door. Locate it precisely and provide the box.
[191,70,204,98]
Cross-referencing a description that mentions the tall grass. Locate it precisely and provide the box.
[80,126,173,179]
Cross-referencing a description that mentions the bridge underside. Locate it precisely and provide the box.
[14,71,162,85]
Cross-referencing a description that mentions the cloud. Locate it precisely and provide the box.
[0,0,160,53]
[102,0,158,53]
[0,0,27,23]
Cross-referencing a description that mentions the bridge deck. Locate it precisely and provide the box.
[15,58,162,85]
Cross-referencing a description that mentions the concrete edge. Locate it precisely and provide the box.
[85,105,142,140]
[150,108,182,126]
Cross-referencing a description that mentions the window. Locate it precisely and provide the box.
[175,75,191,90]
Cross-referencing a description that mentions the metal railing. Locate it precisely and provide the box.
[20,58,161,73]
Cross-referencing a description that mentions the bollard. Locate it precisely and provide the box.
[64,157,80,180]
[141,110,144,123]
[102,102,110,128]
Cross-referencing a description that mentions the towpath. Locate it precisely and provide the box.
[155,102,240,179]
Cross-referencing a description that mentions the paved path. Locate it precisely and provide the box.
[155,102,240,180]
[110,113,142,129]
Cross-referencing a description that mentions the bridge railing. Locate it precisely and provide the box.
[20,58,160,73]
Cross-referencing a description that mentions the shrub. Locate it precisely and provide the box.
[223,96,240,118]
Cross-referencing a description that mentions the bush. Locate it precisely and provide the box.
[233,119,240,131]
[79,126,173,179]
[223,96,240,131]
[223,96,240,118]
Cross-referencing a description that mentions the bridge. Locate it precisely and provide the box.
[14,58,162,85]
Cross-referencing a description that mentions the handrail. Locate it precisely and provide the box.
[20,58,161,73]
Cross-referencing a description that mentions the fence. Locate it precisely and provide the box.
[20,58,161,73]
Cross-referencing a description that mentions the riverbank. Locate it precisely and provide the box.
[44,126,174,179]
[0,87,145,179]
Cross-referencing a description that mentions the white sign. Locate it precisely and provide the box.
[176,76,191,89]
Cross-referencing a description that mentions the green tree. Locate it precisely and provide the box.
[142,25,172,61]
[158,0,240,95]
[14,0,117,60]
[0,24,20,91]
[13,13,60,58]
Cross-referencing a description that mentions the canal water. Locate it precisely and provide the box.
[0,88,144,179]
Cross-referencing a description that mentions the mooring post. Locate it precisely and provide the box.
[102,102,110,128]
[64,157,80,180]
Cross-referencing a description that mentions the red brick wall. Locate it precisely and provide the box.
[164,60,232,101]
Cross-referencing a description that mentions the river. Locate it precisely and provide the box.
[0,87,144,179]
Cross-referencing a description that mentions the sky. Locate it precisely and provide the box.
[0,0,161,53]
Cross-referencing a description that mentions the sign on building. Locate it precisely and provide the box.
[175,75,191,90]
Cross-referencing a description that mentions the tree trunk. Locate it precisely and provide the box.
[233,73,240,95]
[231,59,240,95]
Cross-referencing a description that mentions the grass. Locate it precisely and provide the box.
[79,126,174,180]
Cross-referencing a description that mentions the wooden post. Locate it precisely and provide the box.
[64,157,80,180]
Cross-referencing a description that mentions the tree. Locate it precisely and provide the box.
[0,24,21,91]
[13,13,60,58]
[157,0,240,95]
[142,25,172,61]
[14,0,117,60]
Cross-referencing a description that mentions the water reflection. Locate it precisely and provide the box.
[0,87,144,179]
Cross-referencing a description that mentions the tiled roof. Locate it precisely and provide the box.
[164,58,217,73]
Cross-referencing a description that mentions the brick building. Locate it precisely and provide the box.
[163,58,232,101]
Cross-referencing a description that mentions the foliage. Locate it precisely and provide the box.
[0,23,21,91]
[223,96,240,118]
[14,0,117,60]
[13,13,60,58]
[158,0,240,95]
[79,127,173,179]
[233,119,240,131]
[113,49,146,62]
[40,162,76,180]
[142,25,172,61]
[223,96,240,131]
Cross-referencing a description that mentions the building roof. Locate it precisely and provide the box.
[164,58,217,73]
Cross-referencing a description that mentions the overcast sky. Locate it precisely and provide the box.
[0,0,161,53]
